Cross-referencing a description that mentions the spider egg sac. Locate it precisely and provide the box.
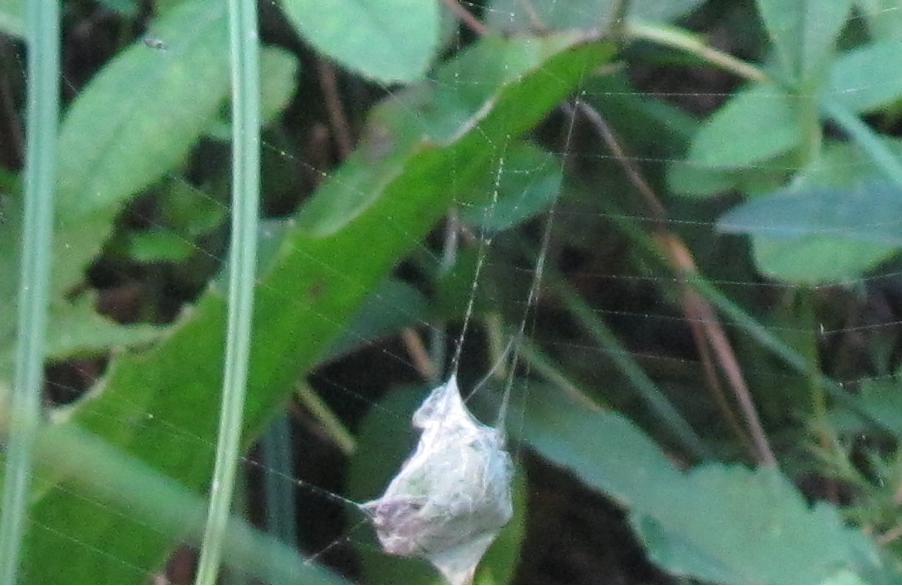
[362,375,514,584]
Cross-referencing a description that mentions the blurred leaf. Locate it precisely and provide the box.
[160,179,226,236]
[126,229,196,263]
[45,296,162,361]
[631,465,888,583]
[830,40,902,113]
[280,0,439,83]
[296,34,612,236]
[0,202,161,383]
[0,0,22,37]
[579,74,790,199]
[346,385,527,584]
[756,0,853,84]
[719,180,902,283]
[27,423,342,584]
[258,48,300,125]
[0,296,162,373]
[19,33,613,582]
[486,0,704,32]
[207,47,300,140]
[459,142,562,232]
[801,137,902,185]
[54,0,230,294]
[522,391,889,583]
[520,387,683,510]
[688,84,804,169]
[96,0,140,17]
[831,377,902,434]
[325,279,430,362]
[855,0,902,40]
[434,248,497,319]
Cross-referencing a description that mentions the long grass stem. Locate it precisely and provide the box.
[195,0,261,582]
[0,1,60,582]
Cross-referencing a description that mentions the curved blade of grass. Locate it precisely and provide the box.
[550,274,709,459]
[0,0,60,582]
[194,0,261,583]
[27,422,341,583]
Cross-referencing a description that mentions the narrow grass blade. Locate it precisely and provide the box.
[261,413,298,549]
[551,276,709,459]
[603,201,895,436]
[195,0,261,583]
[0,0,60,582]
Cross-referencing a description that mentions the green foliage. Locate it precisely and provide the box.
[830,40,902,113]
[6,2,902,584]
[13,32,611,582]
[486,0,704,32]
[53,0,229,293]
[280,0,440,83]
[632,466,888,583]
[756,0,852,84]
[523,391,891,583]
[459,142,562,232]
[688,84,803,169]
[855,0,902,40]
[719,181,902,283]
[0,0,22,38]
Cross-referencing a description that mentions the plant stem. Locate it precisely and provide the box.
[516,337,604,412]
[624,20,768,82]
[296,384,356,455]
[0,1,60,582]
[195,0,261,582]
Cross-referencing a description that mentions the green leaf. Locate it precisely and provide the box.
[831,377,902,434]
[521,391,888,583]
[521,388,683,510]
[325,279,430,362]
[280,0,440,83]
[346,385,527,584]
[54,0,230,294]
[19,33,613,582]
[0,202,161,382]
[718,180,902,283]
[126,229,197,263]
[830,40,902,113]
[258,48,299,125]
[486,0,704,32]
[296,33,610,236]
[459,142,562,232]
[631,465,887,583]
[688,84,804,169]
[855,0,902,40]
[756,0,853,84]
[160,179,226,236]
[0,0,21,38]
[207,47,300,141]
[95,0,140,17]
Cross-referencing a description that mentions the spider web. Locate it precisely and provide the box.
[1,0,902,582]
